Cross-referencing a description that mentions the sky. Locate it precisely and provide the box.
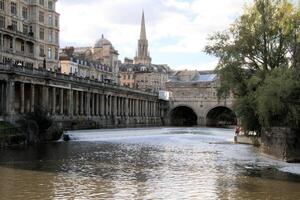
[57,0,253,70]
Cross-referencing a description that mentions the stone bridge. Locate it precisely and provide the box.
[0,64,165,128]
[165,71,236,127]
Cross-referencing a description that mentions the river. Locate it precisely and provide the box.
[0,127,300,200]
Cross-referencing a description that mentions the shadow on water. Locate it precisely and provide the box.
[0,141,166,182]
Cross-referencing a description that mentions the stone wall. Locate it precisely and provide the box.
[260,127,300,162]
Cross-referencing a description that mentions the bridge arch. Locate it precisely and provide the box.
[170,105,198,126]
[205,106,237,127]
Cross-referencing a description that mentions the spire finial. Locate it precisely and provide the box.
[140,10,146,40]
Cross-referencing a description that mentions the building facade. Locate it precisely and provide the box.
[59,47,115,83]
[119,64,170,93]
[63,35,119,84]
[0,0,60,70]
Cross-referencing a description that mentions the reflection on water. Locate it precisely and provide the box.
[0,127,300,200]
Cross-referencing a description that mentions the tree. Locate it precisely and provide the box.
[205,0,300,131]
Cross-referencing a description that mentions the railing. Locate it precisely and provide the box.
[0,27,35,41]
[0,63,158,97]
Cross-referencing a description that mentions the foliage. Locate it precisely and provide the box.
[205,0,300,131]
[256,67,300,127]
[23,107,52,134]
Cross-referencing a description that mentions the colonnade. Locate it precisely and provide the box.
[0,80,163,125]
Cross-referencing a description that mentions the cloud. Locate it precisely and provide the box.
[57,0,252,70]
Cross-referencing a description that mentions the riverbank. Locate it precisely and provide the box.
[235,127,300,163]
[0,122,27,148]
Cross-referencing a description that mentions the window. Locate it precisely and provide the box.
[39,11,44,23]
[11,2,17,15]
[12,20,17,31]
[23,24,28,34]
[48,14,52,26]
[22,7,28,19]
[0,0,4,10]
[9,38,13,48]
[39,27,44,40]
[39,45,45,57]
[48,48,52,59]
[55,48,58,60]
[21,42,24,52]
[29,44,34,54]
[39,0,44,6]
[55,16,58,27]
[0,16,4,28]
[48,1,53,10]
[48,30,52,42]
[55,31,59,44]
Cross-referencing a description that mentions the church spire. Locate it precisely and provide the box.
[134,10,151,65]
[140,10,147,40]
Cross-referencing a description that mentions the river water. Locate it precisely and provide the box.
[0,127,300,200]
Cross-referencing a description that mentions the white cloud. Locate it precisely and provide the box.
[57,0,252,69]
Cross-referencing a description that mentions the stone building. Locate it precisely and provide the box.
[119,11,171,93]
[59,47,114,83]
[119,64,170,92]
[61,35,119,84]
[0,0,60,70]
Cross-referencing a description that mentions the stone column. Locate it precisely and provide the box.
[60,88,64,115]
[106,95,109,116]
[95,93,99,116]
[128,99,131,116]
[30,84,35,112]
[100,94,105,116]
[91,93,94,116]
[42,86,49,109]
[113,96,117,117]
[80,92,84,115]
[125,98,129,125]
[110,96,113,116]
[75,91,79,115]
[86,92,91,116]
[52,87,56,115]
[20,82,25,114]
[135,99,138,117]
[6,81,15,115]
[125,98,129,116]
[145,100,148,117]
[68,89,73,116]
[116,97,119,116]
[105,95,108,116]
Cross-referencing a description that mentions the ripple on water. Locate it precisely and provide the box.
[0,127,300,200]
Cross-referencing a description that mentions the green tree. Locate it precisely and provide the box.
[205,0,300,131]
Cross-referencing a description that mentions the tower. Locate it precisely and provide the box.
[134,11,152,65]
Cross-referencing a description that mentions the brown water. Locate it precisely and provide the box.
[0,127,300,200]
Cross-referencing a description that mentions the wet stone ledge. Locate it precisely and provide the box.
[261,127,300,163]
